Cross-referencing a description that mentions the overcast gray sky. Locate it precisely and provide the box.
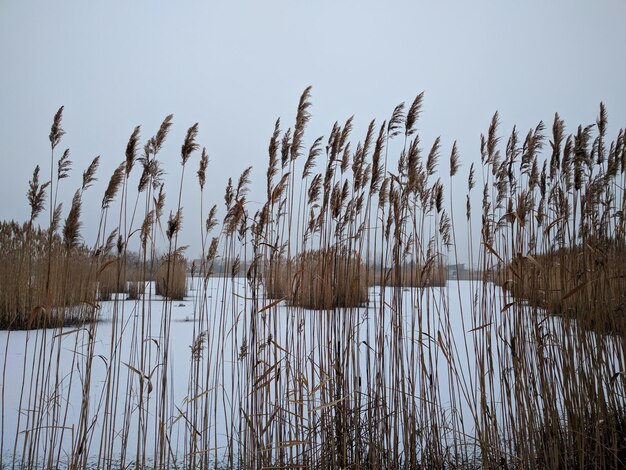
[1,1,625,262]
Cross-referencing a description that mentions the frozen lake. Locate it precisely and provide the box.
[1,277,624,468]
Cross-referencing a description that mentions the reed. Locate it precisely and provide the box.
[500,238,626,334]
[1,93,624,469]
[367,260,448,288]
[154,253,187,300]
[97,254,152,301]
[0,221,96,329]
[265,247,368,309]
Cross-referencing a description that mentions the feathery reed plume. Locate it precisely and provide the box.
[330,181,342,219]
[449,141,460,177]
[236,166,253,199]
[101,228,118,257]
[57,149,71,181]
[439,211,451,246]
[340,142,351,173]
[190,331,208,362]
[252,203,269,242]
[197,147,209,190]
[205,204,218,233]
[27,165,50,222]
[50,203,63,234]
[140,211,153,248]
[550,113,565,178]
[82,156,100,191]
[387,102,405,139]
[487,111,500,164]
[125,126,141,175]
[281,128,292,168]
[607,142,618,178]
[397,147,407,176]
[539,160,547,198]
[138,162,150,194]
[303,136,323,178]
[529,157,539,190]
[618,130,626,173]
[224,177,234,209]
[340,179,350,206]
[426,136,441,176]
[116,233,125,255]
[338,116,354,154]
[181,123,199,165]
[155,184,166,221]
[432,179,443,213]
[596,102,607,164]
[166,209,183,241]
[468,162,475,191]
[102,162,126,209]
[362,119,376,157]
[49,106,65,149]
[353,144,365,190]
[521,121,545,176]
[63,190,82,249]
[267,119,281,197]
[573,127,588,191]
[150,159,165,190]
[505,125,519,170]
[307,173,322,205]
[370,123,386,193]
[272,172,290,205]
[326,121,340,159]
[562,135,573,190]
[378,177,389,207]
[405,91,424,137]
[154,114,174,153]
[291,86,312,161]
[206,236,219,265]
[224,199,245,235]
[407,136,421,191]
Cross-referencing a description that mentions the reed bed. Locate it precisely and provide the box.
[154,254,188,300]
[264,248,368,309]
[500,238,626,334]
[0,92,624,469]
[367,260,448,288]
[0,221,97,329]
[96,252,155,301]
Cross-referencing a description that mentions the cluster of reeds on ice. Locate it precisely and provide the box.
[0,89,624,468]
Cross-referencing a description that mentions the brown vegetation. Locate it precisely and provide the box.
[265,248,368,309]
[155,253,187,300]
[97,256,150,301]
[2,94,625,469]
[0,221,97,329]
[368,260,447,287]
[501,238,626,334]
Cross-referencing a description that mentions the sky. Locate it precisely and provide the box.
[1,1,625,264]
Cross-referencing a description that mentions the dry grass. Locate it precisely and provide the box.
[155,254,187,300]
[2,94,625,469]
[265,248,368,309]
[0,221,97,329]
[500,238,626,334]
[97,258,150,301]
[368,261,447,287]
